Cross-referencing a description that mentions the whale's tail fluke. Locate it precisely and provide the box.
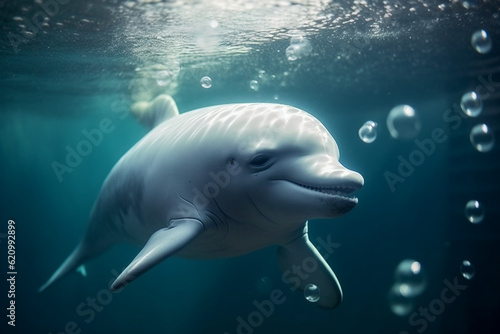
[38,242,89,293]
[130,94,179,130]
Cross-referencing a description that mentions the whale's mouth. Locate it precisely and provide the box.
[292,181,360,203]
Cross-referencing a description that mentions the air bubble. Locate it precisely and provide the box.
[394,260,426,298]
[255,276,273,295]
[358,121,378,143]
[249,80,259,91]
[286,45,298,61]
[460,91,482,117]
[470,124,495,152]
[464,200,484,224]
[471,29,492,54]
[285,34,312,61]
[386,105,421,140]
[388,283,414,316]
[304,284,320,303]
[200,76,212,89]
[155,70,172,86]
[460,260,475,280]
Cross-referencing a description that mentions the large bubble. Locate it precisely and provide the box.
[394,259,427,298]
[386,105,421,140]
[286,34,312,61]
[471,29,492,54]
[460,260,476,280]
[304,283,320,303]
[464,200,484,224]
[460,91,483,117]
[470,124,495,152]
[200,76,212,89]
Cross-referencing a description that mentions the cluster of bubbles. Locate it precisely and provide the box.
[386,105,421,140]
[200,76,212,89]
[358,121,378,143]
[304,283,321,303]
[466,30,495,153]
[464,200,485,224]
[388,260,427,316]
[247,70,282,93]
[457,90,495,153]
[129,61,181,102]
[286,35,313,62]
[471,29,492,54]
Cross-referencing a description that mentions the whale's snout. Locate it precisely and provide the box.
[342,169,364,190]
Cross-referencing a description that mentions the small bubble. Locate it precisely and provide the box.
[464,200,484,223]
[388,283,415,316]
[154,70,172,86]
[394,260,426,297]
[249,80,259,91]
[460,91,483,117]
[358,121,378,143]
[255,276,273,295]
[471,29,492,54]
[273,94,279,101]
[470,124,495,152]
[460,260,475,280]
[304,284,320,303]
[200,76,212,89]
[386,105,421,140]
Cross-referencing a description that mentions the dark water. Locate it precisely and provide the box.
[1,0,500,333]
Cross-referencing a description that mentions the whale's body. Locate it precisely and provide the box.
[40,96,363,309]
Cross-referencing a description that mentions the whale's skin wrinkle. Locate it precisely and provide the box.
[88,169,146,244]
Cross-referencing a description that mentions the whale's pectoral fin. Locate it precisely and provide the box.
[110,218,204,291]
[277,234,342,309]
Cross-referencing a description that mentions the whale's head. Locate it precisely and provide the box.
[206,104,364,227]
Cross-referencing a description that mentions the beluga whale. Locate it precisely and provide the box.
[39,95,363,309]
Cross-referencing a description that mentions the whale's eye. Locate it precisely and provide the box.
[250,154,271,167]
